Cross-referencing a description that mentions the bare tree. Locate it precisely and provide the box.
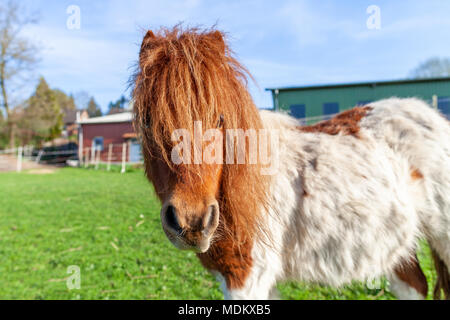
[74,90,91,110]
[0,1,39,146]
[409,57,450,79]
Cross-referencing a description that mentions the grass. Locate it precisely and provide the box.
[0,167,437,299]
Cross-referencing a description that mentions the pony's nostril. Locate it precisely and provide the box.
[202,203,219,234]
[165,205,182,233]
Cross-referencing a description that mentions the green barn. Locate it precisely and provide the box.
[266,77,450,123]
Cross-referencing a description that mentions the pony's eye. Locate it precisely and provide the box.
[142,117,150,129]
[217,114,224,128]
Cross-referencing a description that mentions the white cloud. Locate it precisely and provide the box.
[276,0,362,47]
[20,23,139,108]
[353,14,450,40]
[102,0,203,32]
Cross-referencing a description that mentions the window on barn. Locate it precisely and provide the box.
[93,136,104,151]
[357,100,373,106]
[289,104,306,121]
[438,97,450,119]
[129,139,142,162]
[323,102,339,119]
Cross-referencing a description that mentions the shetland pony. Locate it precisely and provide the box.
[132,27,450,299]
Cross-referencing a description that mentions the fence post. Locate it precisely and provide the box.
[17,146,23,173]
[36,150,43,163]
[121,142,127,174]
[91,144,96,165]
[23,145,29,158]
[432,95,438,109]
[85,148,89,168]
[95,149,100,170]
[107,143,113,171]
[78,128,83,166]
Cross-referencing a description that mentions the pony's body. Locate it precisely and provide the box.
[132,27,450,300]
[223,98,450,299]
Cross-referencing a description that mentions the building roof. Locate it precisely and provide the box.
[266,76,450,92]
[77,111,133,124]
[123,132,137,139]
[64,110,78,124]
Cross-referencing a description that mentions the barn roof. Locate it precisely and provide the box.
[77,111,132,124]
[63,110,78,124]
[266,76,450,92]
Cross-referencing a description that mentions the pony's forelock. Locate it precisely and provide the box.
[132,25,270,247]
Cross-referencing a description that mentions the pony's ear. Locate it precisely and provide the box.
[209,30,225,54]
[139,30,158,66]
[144,30,156,41]
[141,30,156,50]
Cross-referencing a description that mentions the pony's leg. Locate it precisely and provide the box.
[430,238,450,271]
[388,253,428,300]
[428,237,450,299]
[216,240,282,299]
[215,258,280,300]
[220,272,278,300]
[268,287,281,300]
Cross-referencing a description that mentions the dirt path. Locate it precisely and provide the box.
[0,155,58,173]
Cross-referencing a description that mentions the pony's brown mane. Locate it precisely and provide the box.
[132,26,269,251]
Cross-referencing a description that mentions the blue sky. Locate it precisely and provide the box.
[19,0,450,111]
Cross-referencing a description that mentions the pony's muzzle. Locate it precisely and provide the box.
[160,201,220,252]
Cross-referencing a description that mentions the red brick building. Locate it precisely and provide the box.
[77,112,142,163]
[63,109,89,137]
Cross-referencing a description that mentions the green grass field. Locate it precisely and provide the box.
[0,168,437,299]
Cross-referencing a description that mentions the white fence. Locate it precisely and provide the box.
[0,146,27,173]
[1,146,76,172]
[0,142,142,174]
[79,142,142,174]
